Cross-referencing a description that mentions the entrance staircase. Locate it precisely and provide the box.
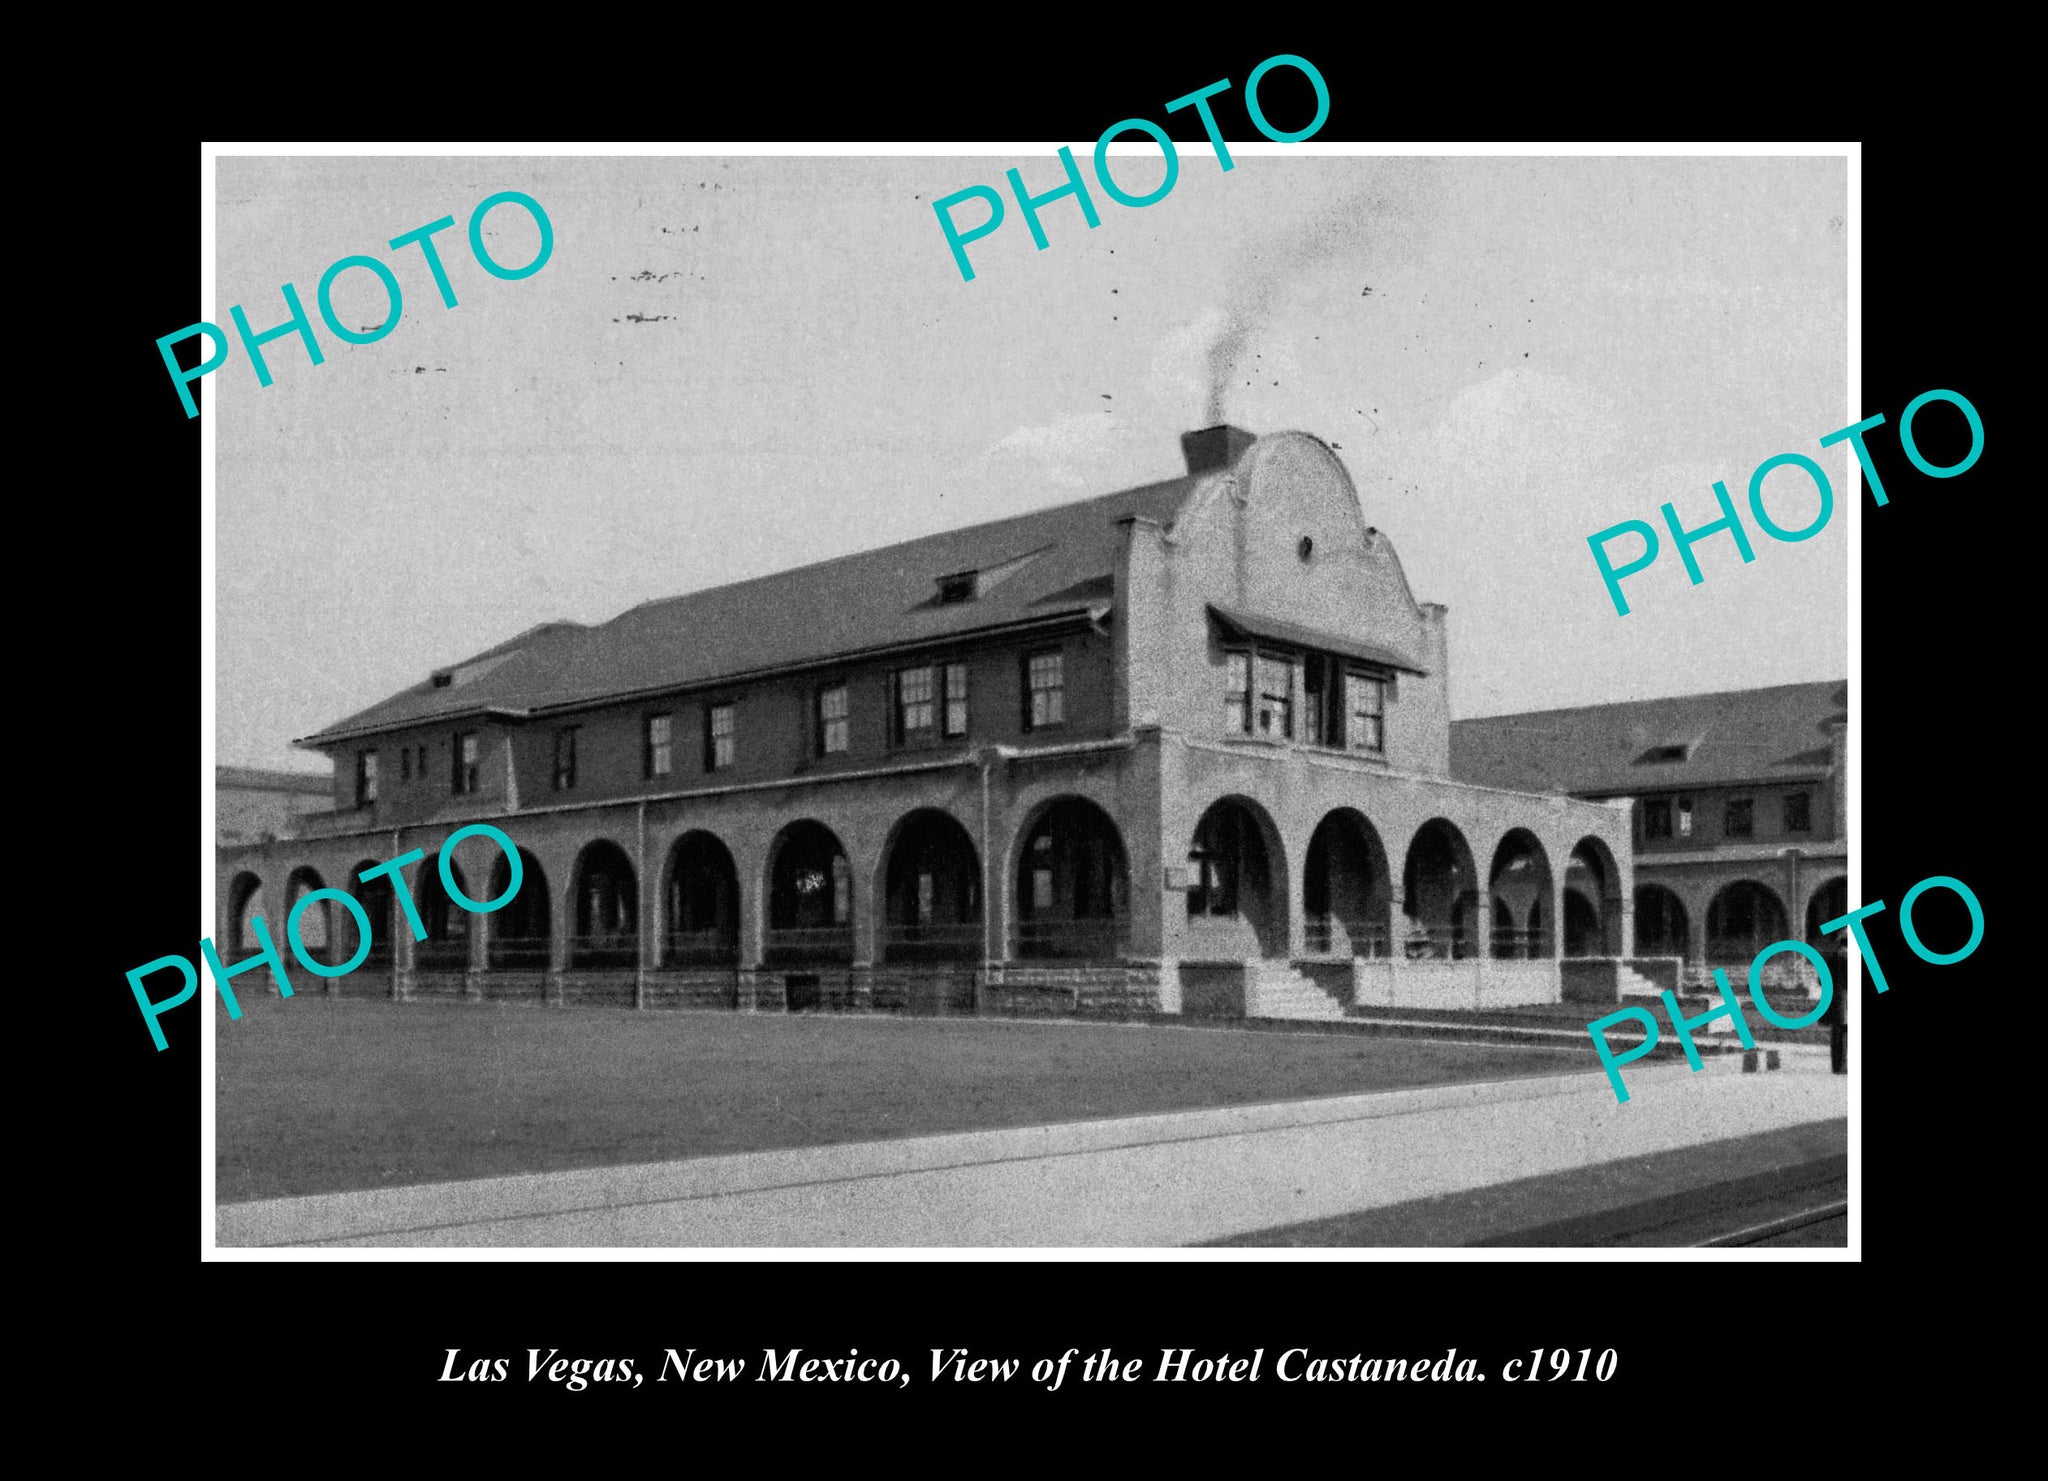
[1615,962,1669,1000]
[1246,961,1347,1022]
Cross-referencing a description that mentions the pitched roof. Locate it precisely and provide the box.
[1449,679,1847,795]
[300,472,1199,746]
[216,764,332,794]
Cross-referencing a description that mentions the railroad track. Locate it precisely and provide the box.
[1697,1200,1849,1247]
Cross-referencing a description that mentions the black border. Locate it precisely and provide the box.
[90,46,2005,1427]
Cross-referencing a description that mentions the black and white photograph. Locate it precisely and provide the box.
[199,144,1857,1251]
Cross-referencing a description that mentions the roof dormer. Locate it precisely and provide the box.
[931,546,1048,605]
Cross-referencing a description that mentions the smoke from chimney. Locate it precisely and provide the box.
[1201,166,1432,423]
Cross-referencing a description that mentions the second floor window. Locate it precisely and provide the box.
[553,726,578,791]
[943,662,969,738]
[1677,798,1693,838]
[1255,654,1293,739]
[646,713,672,778]
[355,750,378,806]
[1725,798,1754,838]
[705,703,734,771]
[1026,650,1065,730]
[400,748,411,782]
[1784,791,1812,832]
[1347,672,1386,753]
[452,732,479,795]
[895,666,934,742]
[1225,653,1251,733]
[1643,798,1674,840]
[818,684,850,754]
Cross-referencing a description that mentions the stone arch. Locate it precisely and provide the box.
[347,859,393,970]
[1186,794,1289,959]
[1705,879,1790,966]
[1303,808,1393,958]
[414,851,473,971]
[1400,817,1478,959]
[880,808,982,963]
[571,838,639,969]
[228,870,265,952]
[283,866,331,966]
[766,819,853,964]
[1806,876,1849,945]
[1488,828,1555,958]
[1013,795,1129,960]
[487,847,552,970]
[1567,835,1625,955]
[662,830,739,966]
[1634,883,1690,961]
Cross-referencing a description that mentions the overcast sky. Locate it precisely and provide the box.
[215,152,1847,774]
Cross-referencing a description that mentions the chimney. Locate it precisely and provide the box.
[1180,424,1257,475]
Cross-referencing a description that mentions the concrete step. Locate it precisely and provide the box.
[1247,964,1347,1022]
[1615,965,1666,998]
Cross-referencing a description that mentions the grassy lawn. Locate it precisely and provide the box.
[217,999,1585,1203]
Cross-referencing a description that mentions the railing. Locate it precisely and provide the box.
[764,925,855,964]
[880,922,984,961]
[1013,918,1127,960]
[1400,928,1475,961]
[569,934,640,969]
[664,929,739,967]
[1305,918,1393,958]
[488,936,552,970]
[1488,928,1552,960]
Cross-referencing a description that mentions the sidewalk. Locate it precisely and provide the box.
[217,1049,1844,1248]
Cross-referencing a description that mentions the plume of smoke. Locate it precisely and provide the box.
[1203,165,1434,424]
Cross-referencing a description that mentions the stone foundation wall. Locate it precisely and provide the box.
[1560,959,1620,1006]
[559,971,637,1010]
[482,970,549,1006]
[1177,961,1248,1017]
[984,963,1164,1016]
[407,970,471,1003]
[643,969,742,1011]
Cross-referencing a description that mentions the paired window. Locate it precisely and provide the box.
[1255,654,1294,739]
[1347,672,1386,753]
[1724,798,1754,838]
[645,713,673,778]
[552,726,579,791]
[895,665,935,742]
[1224,653,1251,733]
[943,662,969,738]
[818,684,850,755]
[452,732,480,795]
[704,704,735,771]
[1784,791,1812,832]
[399,748,411,782]
[1677,798,1693,838]
[1643,798,1674,840]
[1225,648,1385,750]
[1025,650,1064,730]
[355,750,378,806]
